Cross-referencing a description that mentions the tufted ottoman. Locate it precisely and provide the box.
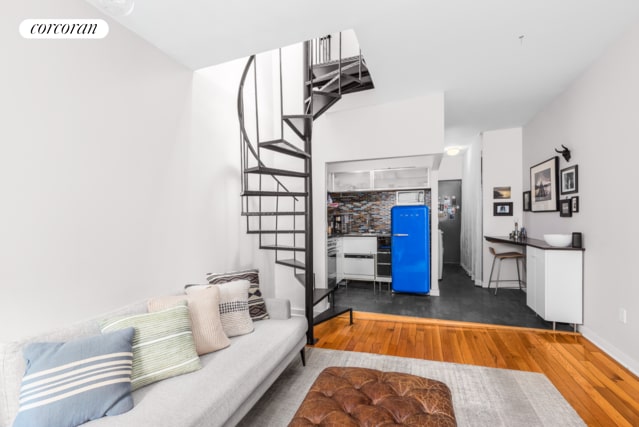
[289,367,457,426]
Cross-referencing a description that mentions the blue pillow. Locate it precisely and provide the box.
[12,327,135,427]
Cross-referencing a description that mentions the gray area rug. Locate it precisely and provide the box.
[239,347,585,426]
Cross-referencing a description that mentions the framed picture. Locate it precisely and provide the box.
[571,196,579,213]
[561,165,579,195]
[523,191,531,211]
[494,202,513,216]
[493,186,511,199]
[530,156,559,212]
[560,199,572,217]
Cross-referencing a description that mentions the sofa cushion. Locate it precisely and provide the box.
[0,300,147,427]
[148,287,230,356]
[12,328,135,427]
[82,314,308,427]
[203,268,269,321]
[100,303,201,390]
[186,281,254,337]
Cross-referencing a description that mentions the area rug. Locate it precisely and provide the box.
[239,347,585,426]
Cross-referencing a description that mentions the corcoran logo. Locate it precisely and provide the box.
[19,19,109,39]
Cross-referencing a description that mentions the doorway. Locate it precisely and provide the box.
[438,180,461,265]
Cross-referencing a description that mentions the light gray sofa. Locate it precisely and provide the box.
[0,298,307,427]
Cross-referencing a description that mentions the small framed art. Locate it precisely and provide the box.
[571,196,579,213]
[560,165,578,195]
[494,202,513,216]
[523,191,531,211]
[560,199,572,217]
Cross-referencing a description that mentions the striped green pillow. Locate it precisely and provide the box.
[100,302,200,390]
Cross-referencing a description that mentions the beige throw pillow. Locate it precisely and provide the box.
[186,280,254,337]
[148,287,230,355]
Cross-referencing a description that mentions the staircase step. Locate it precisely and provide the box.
[305,91,342,120]
[282,115,313,140]
[308,61,363,85]
[276,259,305,269]
[313,306,353,326]
[245,166,308,178]
[242,190,308,197]
[260,245,305,252]
[246,229,305,234]
[259,139,309,159]
[242,211,305,216]
[313,286,338,305]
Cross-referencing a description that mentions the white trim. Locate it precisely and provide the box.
[580,325,639,377]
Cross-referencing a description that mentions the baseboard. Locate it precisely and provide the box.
[291,307,305,317]
[579,325,639,377]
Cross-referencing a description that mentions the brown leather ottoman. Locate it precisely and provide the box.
[289,367,457,426]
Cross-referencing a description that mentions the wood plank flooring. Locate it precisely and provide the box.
[313,312,639,427]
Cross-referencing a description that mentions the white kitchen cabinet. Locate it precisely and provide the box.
[331,171,372,192]
[343,236,376,281]
[343,256,375,279]
[343,236,376,254]
[329,167,430,192]
[335,237,344,284]
[526,246,583,326]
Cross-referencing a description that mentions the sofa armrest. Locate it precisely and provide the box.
[264,298,291,320]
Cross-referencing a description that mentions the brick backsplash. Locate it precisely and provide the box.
[328,190,431,234]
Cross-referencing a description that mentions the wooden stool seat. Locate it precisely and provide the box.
[488,247,525,295]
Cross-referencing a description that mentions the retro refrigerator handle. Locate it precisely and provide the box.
[393,233,409,237]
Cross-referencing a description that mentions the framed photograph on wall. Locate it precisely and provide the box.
[561,165,579,195]
[493,202,513,216]
[560,199,572,217]
[523,191,531,211]
[530,156,559,212]
[571,196,579,213]
[493,186,511,199]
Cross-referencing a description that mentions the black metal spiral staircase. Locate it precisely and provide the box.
[237,33,373,344]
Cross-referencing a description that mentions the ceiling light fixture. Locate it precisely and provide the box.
[446,147,461,156]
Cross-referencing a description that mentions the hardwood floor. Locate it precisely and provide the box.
[313,312,639,427]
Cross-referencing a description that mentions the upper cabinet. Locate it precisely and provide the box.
[331,171,373,192]
[330,167,429,192]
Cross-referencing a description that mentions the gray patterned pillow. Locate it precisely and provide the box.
[100,302,200,390]
[204,269,269,320]
[185,281,254,337]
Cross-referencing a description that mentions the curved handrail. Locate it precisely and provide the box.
[237,55,296,198]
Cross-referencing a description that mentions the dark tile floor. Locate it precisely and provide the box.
[333,264,572,331]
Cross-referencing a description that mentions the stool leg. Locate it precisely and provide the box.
[495,258,502,295]
[516,258,522,290]
[488,256,497,290]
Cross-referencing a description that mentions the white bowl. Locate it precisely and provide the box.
[543,234,572,247]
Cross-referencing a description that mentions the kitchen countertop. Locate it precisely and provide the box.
[485,235,585,251]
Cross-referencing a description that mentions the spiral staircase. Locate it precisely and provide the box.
[237,34,374,343]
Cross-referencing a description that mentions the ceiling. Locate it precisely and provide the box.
[90,0,639,148]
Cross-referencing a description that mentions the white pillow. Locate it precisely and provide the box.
[186,280,254,337]
[148,286,230,355]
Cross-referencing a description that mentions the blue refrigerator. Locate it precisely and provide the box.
[391,205,431,294]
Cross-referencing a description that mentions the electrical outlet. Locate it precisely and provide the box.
[619,308,628,324]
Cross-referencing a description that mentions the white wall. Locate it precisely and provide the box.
[481,128,523,287]
[460,136,483,285]
[0,0,259,341]
[439,154,463,180]
[313,94,445,301]
[523,21,639,374]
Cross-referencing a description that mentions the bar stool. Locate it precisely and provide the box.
[488,247,525,295]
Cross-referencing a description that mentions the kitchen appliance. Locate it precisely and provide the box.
[391,205,431,294]
[396,190,425,205]
[327,237,338,287]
